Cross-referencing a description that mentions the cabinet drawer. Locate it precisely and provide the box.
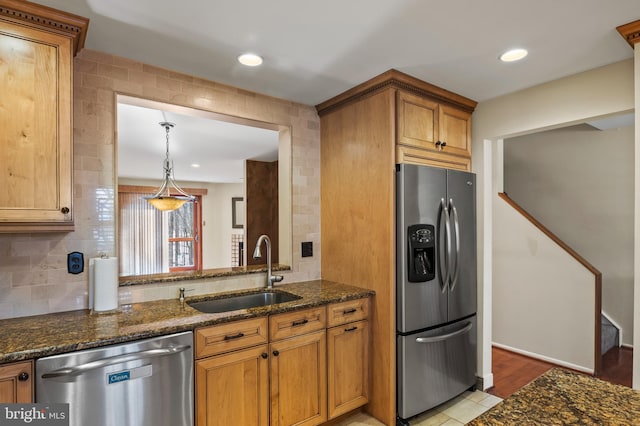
[327,298,369,327]
[396,145,471,172]
[269,306,326,341]
[195,317,268,359]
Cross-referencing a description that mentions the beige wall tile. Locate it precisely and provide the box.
[0,48,321,320]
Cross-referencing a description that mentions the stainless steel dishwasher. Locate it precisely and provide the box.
[36,331,193,426]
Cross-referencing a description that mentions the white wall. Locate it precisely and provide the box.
[201,182,244,269]
[493,196,596,372]
[472,59,634,389]
[504,125,634,345]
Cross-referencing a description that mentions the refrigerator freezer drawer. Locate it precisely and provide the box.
[397,316,476,420]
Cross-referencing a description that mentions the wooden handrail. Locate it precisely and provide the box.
[498,192,603,375]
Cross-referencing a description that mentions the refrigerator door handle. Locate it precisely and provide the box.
[437,198,451,293]
[448,198,461,292]
[415,321,473,344]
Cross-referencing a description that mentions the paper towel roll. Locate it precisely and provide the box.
[91,257,119,312]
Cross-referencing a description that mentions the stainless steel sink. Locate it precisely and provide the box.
[187,291,302,314]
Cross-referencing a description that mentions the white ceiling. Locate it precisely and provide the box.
[117,97,279,183]
[32,0,639,106]
[30,1,640,183]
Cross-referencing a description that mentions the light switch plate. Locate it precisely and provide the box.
[301,242,313,258]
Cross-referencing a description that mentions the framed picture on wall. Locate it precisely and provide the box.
[232,197,244,229]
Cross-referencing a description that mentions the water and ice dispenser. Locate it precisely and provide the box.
[407,224,435,282]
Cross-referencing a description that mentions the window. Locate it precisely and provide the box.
[118,186,202,276]
[167,200,201,272]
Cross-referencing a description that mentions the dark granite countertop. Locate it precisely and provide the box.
[0,280,373,364]
[119,263,291,286]
[468,368,640,425]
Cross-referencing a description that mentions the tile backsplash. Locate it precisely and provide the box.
[0,49,321,319]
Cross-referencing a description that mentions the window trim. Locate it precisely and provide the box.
[168,199,202,272]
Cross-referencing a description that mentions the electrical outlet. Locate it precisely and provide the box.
[67,252,84,274]
[301,241,313,258]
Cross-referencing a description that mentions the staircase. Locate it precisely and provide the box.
[496,193,604,374]
[601,314,620,356]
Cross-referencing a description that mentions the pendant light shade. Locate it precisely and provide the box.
[144,122,195,211]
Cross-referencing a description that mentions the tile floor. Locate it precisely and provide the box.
[335,390,502,426]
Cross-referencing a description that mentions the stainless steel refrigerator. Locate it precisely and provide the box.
[396,164,477,424]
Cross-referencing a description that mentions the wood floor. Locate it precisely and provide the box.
[488,346,633,399]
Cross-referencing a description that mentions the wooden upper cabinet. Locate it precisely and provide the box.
[397,90,439,150]
[396,90,472,170]
[439,104,471,157]
[317,69,476,172]
[0,0,88,232]
[0,361,33,403]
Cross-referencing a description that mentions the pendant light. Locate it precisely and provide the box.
[144,122,195,211]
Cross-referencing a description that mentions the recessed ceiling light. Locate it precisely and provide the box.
[500,48,528,62]
[238,53,263,67]
[190,163,200,168]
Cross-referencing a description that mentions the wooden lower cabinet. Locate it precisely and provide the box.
[270,330,327,426]
[0,360,33,403]
[195,300,369,426]
[327,320,369,419]
[196,344,270,426]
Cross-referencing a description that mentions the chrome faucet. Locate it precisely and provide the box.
[253,234,283,289]
[178,287,194,302]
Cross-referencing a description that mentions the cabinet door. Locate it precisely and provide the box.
[0,361,33,403]
[438,105,471,158]
[196,345,269,426]
[327,320,369,419]
[0,21,73,230]
[270,330,327,426]
[396,90,439,150]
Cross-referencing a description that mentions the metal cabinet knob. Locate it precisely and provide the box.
[61,207,70,214]
[272,350,279,357]
[18,372,29,381]
[261,353,268,359]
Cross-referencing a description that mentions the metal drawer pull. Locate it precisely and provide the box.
[344,326,358,332]
[41,345,191,378]
[223,332,245,341]
[415,322,473,344]
[342,308,357,314]
[292,319,309,326]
